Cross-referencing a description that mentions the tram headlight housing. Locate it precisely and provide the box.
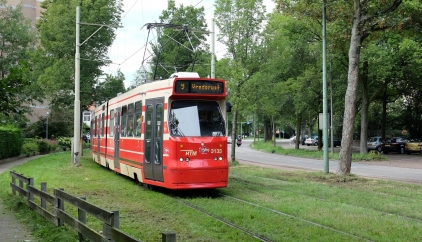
[179,158,183,162]
[219,156,223,161]
[185,157,190,162]
[214,157,218,161]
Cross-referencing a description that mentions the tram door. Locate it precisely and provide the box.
[144,98,164,182]
[114,108,121,169]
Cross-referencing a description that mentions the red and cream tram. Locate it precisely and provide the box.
[91,72,229,189]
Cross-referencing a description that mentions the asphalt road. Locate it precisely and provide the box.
[230,140,422,184]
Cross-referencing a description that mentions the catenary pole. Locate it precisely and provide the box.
[73,6,81,165]
[211,18,215,78]
[73,6,121,165]
[322,0,329,173]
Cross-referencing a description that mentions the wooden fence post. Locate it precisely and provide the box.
[11,171,16,195]
[27,178,34,202]
[19,176,23,197]
[55,188,65,226]
[112,210,120,229]
[78,197,86,242]
[162,232,176,242]
[41,182,47,209]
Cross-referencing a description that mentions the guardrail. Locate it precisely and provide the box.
[9,170,176,242]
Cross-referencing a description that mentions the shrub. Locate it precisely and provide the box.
[37,140,50,154]
[56,137,72,148]
[0,126,23,159]
[21,142,39,157]
[37,139,59,154]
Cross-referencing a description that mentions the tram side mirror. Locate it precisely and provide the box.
[226,102,232,112]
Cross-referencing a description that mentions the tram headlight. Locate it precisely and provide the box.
[219,156,223,161]
[179,158,183,162]
[185,157,190,162]
[214,157,218,161]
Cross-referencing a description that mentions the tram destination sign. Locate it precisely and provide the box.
[175,80,224,94]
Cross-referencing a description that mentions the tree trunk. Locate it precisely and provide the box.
[295,115,302,149]
[360,61,369,154]
[381,87,387,139]
[272,116,276,147]
[338,6,363,175]
[264,119,271,142]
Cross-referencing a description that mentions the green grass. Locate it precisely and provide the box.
[250,140,387,161]
[1,151,421,241]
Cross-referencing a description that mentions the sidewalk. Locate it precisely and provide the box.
[0,156,45,242]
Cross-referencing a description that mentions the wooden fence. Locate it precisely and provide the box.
[9,170,176,242]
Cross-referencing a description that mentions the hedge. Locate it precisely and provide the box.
[0,126,23,159]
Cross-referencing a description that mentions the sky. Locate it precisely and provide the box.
[102,0,275,88]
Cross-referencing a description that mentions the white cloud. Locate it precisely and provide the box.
[103,0,275,87]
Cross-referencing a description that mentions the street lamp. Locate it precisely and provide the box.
[46,112,49,139]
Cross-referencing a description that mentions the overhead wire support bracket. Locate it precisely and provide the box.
[140,22,211,80]
[79,22,123,47]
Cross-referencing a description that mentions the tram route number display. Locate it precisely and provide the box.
[175,80,224,94]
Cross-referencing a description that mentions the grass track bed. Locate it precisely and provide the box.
[0,151,422,241]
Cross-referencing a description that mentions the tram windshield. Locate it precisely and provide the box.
[169,101,226,137]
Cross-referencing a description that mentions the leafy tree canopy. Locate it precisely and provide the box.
[33,0,122,110]
[147,0,209,80]
[0,1,36,116]
[95,69,126,103]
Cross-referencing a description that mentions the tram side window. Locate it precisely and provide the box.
[99,115,102,136]
[155,103,163,165]
[127,114,134,137]
[126,103,135,137]
[101,113,105,137]
[134,101,142,137]
[121,105,128,137]
[109,110,114,137]
[93,117,97,137]
[145,105,153,164]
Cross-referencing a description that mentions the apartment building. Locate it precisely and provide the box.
[6,0,43,26]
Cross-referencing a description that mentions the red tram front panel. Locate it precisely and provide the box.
[141,136,228,189]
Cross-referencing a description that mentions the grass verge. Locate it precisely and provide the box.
[250,140,387,161]
[1,151,421,241]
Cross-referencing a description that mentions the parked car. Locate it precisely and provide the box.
[292,136,308,145]
[405,138,421,154]
[381,137,407,154]
[300,136,308,145]
[227,136,232,144]
[367,136,383,152]
[322,138,342,147]
[305,136,318,146]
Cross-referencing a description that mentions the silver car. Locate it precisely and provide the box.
[367,136,382,152]
[305,136,318,146]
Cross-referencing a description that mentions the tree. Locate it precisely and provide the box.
[131,66,151,87]
[259,13,324,148]
[95,70,126,103]
[276,0,417,174]
[338,0,405,175]
[214,0,266,162]
[0,1,36,115]
[33,0,122,111]
[147,0,209,80]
